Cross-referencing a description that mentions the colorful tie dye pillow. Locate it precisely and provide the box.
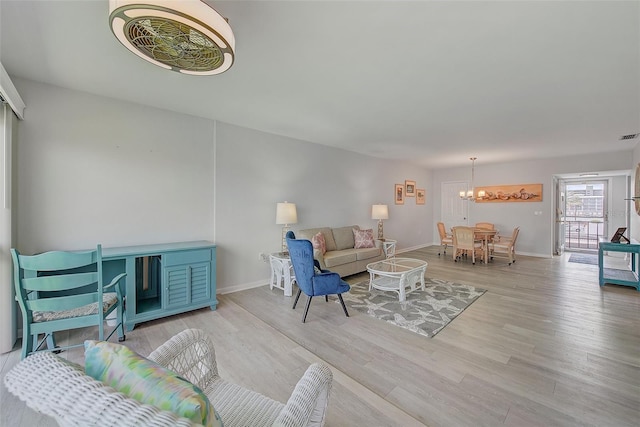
[84,340,222,427]
[353,228,375,249]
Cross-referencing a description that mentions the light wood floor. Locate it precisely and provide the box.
[2,247,639,427]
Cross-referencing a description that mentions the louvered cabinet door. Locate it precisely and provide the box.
[163,262,211,308]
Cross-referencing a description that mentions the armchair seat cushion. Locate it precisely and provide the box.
[206,377,284,427]
[32,293,118,323]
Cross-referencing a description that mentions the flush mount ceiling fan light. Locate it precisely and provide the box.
[109,0,235,75]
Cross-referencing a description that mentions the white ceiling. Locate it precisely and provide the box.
[1,0,638,169]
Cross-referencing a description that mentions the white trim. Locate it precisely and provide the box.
[0,62,25,120]
[217,279,269,295]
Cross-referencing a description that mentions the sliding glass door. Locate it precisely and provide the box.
[563,180,608,251]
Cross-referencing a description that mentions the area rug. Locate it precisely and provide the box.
[342,278,486,338]
[568,253,598,265]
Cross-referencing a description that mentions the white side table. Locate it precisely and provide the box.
[269,252,296,297]
[378,238,397,259]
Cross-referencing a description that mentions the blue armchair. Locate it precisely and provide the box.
[286,231,351,323]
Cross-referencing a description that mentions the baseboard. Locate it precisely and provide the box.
[217,279,269,295]
[399,243,432,253]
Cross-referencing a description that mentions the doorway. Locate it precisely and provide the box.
[441,181,469,229]
[560,179,608,252]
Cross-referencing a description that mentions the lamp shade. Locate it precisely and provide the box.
[371,204,389,220]
[276,202,298,225]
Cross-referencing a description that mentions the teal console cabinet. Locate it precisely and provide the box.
[102,241,217,331]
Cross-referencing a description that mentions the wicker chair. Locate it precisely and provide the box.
[437,222,453,256]
[4,329,333,427]
[490,226,520,265]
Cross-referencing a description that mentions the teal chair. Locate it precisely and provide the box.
[11,244,126,359]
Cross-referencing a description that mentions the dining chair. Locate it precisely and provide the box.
[490,226,520,265]
[452,226,484,265]
[286,231,351,323]
[11,244,126,359]
[437,222,453,256]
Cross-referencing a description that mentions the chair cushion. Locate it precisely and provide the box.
[333,226,358,250]
[32,293,118,323]
[206,377,284,427]
[84,340,222,427]
[311,232,327,255]
[353,228,375,249]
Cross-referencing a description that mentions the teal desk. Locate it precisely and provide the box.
[598,240,640,291]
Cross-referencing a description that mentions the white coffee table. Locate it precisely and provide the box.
[366,257,428,302]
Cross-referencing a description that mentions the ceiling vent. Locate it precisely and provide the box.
[620,134,639,141]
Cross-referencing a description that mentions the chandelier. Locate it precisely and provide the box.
[459,157,485,201]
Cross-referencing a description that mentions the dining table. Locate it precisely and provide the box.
[473,228,498,264]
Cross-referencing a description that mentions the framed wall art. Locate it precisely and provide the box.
[475,183,542,203]
[405,180,416,197]
[416,189,425,205]
[395,184,404,205]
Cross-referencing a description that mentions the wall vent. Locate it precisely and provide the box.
[620,133,639,140]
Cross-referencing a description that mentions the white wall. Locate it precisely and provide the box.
[215,122,432,291]
[14,79,216,253]
[12,78,433,295]
[433,153,634,257]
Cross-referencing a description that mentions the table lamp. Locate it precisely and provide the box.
[276,202,298,253]
[371,204,389,239]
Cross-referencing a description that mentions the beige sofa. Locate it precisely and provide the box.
[297,225,385,277]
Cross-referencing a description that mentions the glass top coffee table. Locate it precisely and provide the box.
[366,257,428,302]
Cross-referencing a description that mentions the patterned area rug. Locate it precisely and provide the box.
[568,253,598,265]
[342,278,486,338]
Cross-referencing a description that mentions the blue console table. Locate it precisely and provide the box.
[102,241,217,331]
[598,239,640,291]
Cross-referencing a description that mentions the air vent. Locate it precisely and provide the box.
[620,133,639,140]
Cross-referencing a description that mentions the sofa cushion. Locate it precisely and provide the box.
[84,340,221,427]
[353,228,375,249]
[311,232,327,255]
[298,227,336,252]
[333,225,358,250]
[323,250,357,268]
[355,247,382,261]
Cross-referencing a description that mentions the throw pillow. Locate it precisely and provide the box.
[84,340,222,427]
[353,228,375,249]
[311,232,327,255]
